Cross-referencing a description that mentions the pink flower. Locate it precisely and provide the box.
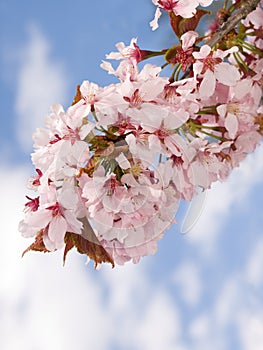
[233,59,263,105]
[189,141,231,189]
[150,0,213,30]
[105,38,146,63]
[230,131,262,167]
[81,163,179,264]
[117,72,168,125]
[141,108,189,157]
[19,183,83,251]
[20,4,263,267]
[101,59,139,82]
[193,45,241,97]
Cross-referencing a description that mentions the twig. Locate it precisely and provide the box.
[207,0,260,48]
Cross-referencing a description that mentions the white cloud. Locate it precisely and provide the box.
[172,262,203,307]
[187,313,227,350]
[245,239,263,287]
[185,144,263,256]
[134,291,185,350]
[15,24,68,151]
[101,263,186,350]
[185,247,263,350]
[188,314,210,341]
[237,312,263,350]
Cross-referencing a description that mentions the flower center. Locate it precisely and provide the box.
[201,56,222,73]
[85,93,97,105]
[105,175,118,196]
[124,89,143,108]
[25,196,40,212]
[46,202,63,217]
[155,127,171,140]
[158,0,178,11]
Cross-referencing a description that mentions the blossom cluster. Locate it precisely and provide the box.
[19,0,263,268]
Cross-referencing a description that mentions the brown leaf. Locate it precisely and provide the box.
[63,232,75,265]
[169,10,211,38]
[78,155,101,177]
[169,12,182,37]
[64,218,115,269]
[71,85,82,105]
[22,229,50,257]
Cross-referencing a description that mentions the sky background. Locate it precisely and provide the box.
[1,1,263,349]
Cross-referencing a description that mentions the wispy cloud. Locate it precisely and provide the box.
[183,233,263,350]
[15,24,69,151]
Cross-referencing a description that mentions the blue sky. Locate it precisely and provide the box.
[1,1,263,349]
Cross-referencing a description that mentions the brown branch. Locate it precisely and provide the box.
[207,0,260,47]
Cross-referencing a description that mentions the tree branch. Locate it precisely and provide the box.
[207,0,260,48]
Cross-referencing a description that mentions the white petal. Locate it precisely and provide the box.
[225,113,238,139]
[181,31,198,51]
[215,62,240,86]
[27,209,52,228]
[216,104,227,118]
[150,7,162,31]
[116,153,131,170]
[48,216,67,243]
[199,70,216,97]
[193,45,211,59]
[64,210,83,234]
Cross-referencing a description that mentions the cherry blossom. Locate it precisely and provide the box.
[150,0,213,30]
[20,0,263,268]
[193,45,241,97]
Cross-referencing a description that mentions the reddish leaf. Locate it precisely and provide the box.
[22,229,50,257]
[169,12,182,37]
[169,10,211,38]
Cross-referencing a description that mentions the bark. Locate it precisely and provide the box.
[207,0,261,47]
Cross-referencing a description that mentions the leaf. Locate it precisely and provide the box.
[63,232,75,265]
[22,229,50,257]
[63,218,115,269]
[169,10,211,38]
[71,85,82,105]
